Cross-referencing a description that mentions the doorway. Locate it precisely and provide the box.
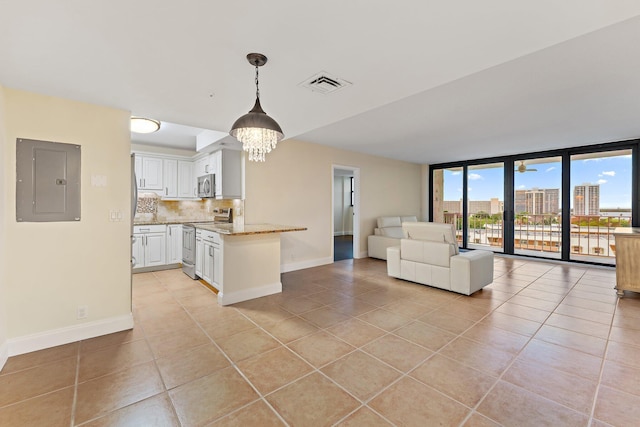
[332,166,360,261]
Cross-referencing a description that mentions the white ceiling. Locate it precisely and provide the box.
[2,1,640,164]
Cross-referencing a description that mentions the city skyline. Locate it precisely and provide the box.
[443,153,632,209]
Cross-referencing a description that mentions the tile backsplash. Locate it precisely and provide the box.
[135,193,244,225]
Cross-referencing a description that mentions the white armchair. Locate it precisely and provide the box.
[387,222,494,295]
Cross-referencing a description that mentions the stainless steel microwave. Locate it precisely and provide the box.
[197,174,215,198]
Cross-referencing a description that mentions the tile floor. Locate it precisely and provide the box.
[1,256,640,426]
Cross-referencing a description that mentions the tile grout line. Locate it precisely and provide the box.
[458,265,597,426]
[586,286,620,427]
[69,342,81,427]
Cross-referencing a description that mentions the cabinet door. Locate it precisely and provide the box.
[195,235,203,277]
[145,232,166,267]
[132,234,145,268]
[212,244,221,289]
[177,160,195,198]
[134,156,143,188]
[194,157,207,179]
[217,149,242,199]
[202,241,213,284]
[167,225,183,264]
[142,157,164,190]
[163,159,178,197]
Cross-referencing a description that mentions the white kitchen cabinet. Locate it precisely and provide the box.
[212,244,221,288]
[166,225,183,264]
[177,160,196,198]
[163,159,178,197]
[212,149,242,199]
[131,235,144,269]
[135,155,164,190]
[194,157,208,180]
[133,225,167,269]
[195,229,203,278]
[201,230,221,289]
[202,240,214,284]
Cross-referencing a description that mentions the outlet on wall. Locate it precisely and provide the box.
[77,305,88,319]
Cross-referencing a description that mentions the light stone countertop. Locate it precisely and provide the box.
[194,223,307,236]
[133,219,215,226]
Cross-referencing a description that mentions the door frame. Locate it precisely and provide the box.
[332,165,360,260]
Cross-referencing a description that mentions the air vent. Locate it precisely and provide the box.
[300,71,351,94]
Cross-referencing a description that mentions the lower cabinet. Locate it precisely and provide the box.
[133,225,167,269]
[195,229,203,278]
[166,225,183,264]
[201,230,221,289]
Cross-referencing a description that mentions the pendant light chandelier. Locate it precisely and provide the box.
[230,53,284,162]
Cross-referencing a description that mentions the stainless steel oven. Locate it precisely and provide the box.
[182,224,196,279]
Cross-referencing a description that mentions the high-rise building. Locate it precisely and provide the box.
[514,188,560,214]
[573,184,600,215]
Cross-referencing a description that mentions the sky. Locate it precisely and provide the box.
[443,152,632,209]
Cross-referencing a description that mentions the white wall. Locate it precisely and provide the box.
[245,139,422,267]
[0,85,8,369]
[2,88,133,355]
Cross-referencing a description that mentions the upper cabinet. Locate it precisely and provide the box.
[163,159,178,197]
[133,148,242,200]
[135,155,164,191]
[177,160,196,198]
[212,149,242,199]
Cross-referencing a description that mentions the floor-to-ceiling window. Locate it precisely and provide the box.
[430,140,638,265]
[432,166,463,244]
[569,149,632,265]
[513,156,562,259]
[467,163,504,252]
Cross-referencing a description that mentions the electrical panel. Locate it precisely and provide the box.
[16,138,81,222]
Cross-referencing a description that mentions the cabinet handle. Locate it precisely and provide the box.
[132,256,137,267]
[169,227,172,236]
[209,246,213,256]
[139,228,150,232]
[165,187,168,195]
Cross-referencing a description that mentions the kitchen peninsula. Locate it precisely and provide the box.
[193,223,306,305]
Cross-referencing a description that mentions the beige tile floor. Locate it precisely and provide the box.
[2,256,640,426]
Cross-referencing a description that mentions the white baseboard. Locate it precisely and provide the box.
[356,251,369,259]
[7,313,134,357]
[0,340,8,371]
[281,257,333,273]
[218,282,282,306]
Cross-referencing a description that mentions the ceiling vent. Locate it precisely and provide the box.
[300,71,351,94]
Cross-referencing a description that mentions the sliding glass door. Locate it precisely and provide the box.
[513,156,562,259]
[467,163,504,252]
[570,149,632,265]
[432,166,463,245]
[430,140,638,265]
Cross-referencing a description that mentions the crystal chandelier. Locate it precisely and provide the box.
[230,53,284,162]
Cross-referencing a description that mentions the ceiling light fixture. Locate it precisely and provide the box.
[130,117,161,134]
[230,53,284,162]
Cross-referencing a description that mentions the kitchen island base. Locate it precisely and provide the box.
[217,233,283,305]
[192,223,306,306]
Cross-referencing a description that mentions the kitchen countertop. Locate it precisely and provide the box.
[133,219,217,226]
[194,223,307,236]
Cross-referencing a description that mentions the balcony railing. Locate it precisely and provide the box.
[442,212,630,263]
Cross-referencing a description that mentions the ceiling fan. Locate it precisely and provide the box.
[516,161,537,173]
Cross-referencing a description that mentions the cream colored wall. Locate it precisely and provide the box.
[3,88,132,340]
[245,139,422,266]
[0,86,8,367]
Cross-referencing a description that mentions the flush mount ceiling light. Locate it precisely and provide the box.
[230,53,284,162]
[130,116,161,134]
